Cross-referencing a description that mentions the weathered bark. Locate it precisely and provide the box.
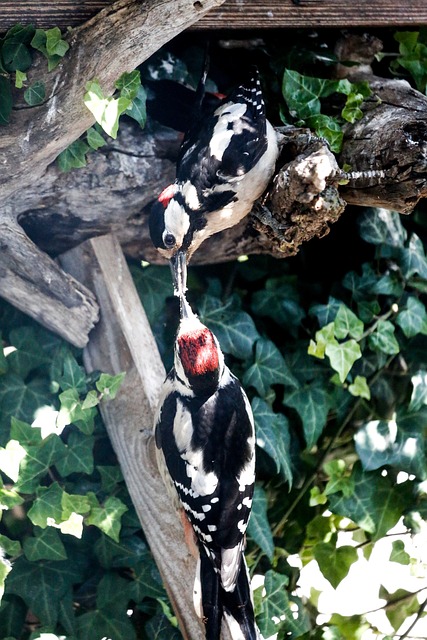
[0,0,226,346]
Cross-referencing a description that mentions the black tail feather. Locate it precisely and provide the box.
[200,551,223,640]
[200,550,258,640]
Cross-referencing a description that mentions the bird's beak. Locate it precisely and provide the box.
[179,292,193,320]
[170,250,188,297]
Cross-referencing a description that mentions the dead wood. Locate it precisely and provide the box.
[0,0,226,346]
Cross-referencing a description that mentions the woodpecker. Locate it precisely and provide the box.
[154,295,258,640]
[149,69,279,295]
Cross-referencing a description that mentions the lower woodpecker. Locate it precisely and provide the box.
[154,295,259,639]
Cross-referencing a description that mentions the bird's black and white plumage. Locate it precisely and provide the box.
[149,69,279,295]
[154,296,258,640]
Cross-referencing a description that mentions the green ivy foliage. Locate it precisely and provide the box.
[133,208,427,638]
[0,306,179,639]
[0,24,69,125]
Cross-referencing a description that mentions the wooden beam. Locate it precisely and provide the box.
[59,234,233,640]
[0,0,426,32]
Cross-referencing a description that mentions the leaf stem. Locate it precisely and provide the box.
[398,592,427,640]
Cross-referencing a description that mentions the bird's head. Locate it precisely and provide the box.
[149,184,191,296]
[174,295,223,397]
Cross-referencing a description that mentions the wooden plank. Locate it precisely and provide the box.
[0,0,426,31]
[60,234,233,640]
[197,0,427,27]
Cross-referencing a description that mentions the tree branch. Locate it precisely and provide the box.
[0,0,226,205]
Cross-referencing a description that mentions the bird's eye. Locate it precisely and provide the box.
[163,233,176,249]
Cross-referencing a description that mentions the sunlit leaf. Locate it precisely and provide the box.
[355,415,427,479]
[329,464,406,539]
[325,339,362,383]
[85,494,128,542]
[348,375,371,400]
[314,534,358,588]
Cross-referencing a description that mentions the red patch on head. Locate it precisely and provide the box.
[178,327,219,378]
[158,184,177,208]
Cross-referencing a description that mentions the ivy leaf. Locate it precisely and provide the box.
[313,534,358,588]
[398,233,427,279]
[58,351,87,394]
[198,295,260,359]
[132,265,173,325]
[325,339,362,383]
[96,571,134,610]
[308,322,336,359]
[355,416,427,479]
[23,81,46,106]
[94,532,148,569]
[115,69,141,101]
[284,384,331,448]
[334,305,364,340]
[55,431,94,476]
[0,555,11,604]
[45,27,69,58]
[84,79,131,138]
[27,482,64,528]
[348,375,371,400]
[129,560,166,601]
[389,539,410,565]
[396,296,427,338]
[145,613,182,640]
[306,113,343,153]
[57,139,90,172]
[0,534,21,557]
[2,39,32,72]
[310,297,342,327]
[86,126,106,150]
[328,464,405,539]
[251,276,305,337]
[6,327,49,377]
[31,28,68,70]
[85,494,128,542]
[394,31,427,93]
[97,465,124,493]
[96,372,126,400]
[252,397,292,485]
[282,68,339,119]
[257,570,310,638]
[380,585,420,632]
[247,484,274,560]
[0,76,12,126]
[57,388,97,434]
[368,320,400,355]
[5,556,79,628]
[125,84,147,129]
[244,338,299,396]
[0,373,52,432]
[23,526,67,562]
[15,435,66,493]
[357,209,407,247]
